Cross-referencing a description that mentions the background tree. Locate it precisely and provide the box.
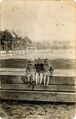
[0,30,32,52]
[0,30,13,52]
[12,31,32,50]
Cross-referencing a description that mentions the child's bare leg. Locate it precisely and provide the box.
[40,73,43,84]
[32,72,35,82]
[36,73,38,84]
[32,72,36,89]
[27,74,31,86]
[27,75,30,82]
[43,75,46,86]
[46,76,49,86]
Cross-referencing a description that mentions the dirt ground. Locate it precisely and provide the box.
[0,100,75,119]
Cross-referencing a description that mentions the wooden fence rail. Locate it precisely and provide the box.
[0,68,75,102]
[0,68,75,77]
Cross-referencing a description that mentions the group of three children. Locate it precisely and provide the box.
[25,58,54,86]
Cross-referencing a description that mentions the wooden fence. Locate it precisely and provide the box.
[0,68,75,103]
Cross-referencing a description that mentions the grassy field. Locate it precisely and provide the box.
[0,100,75,119]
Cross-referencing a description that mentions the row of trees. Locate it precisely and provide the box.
[0,30,32,52]
[0,29,72,53]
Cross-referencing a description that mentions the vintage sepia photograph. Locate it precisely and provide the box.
[0,0,76,119]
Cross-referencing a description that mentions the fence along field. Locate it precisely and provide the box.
[0,48,75,59]
[0,49,75,102]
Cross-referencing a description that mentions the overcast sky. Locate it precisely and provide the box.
[0,0,76,42]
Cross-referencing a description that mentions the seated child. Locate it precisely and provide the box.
[26,59,36,86]
[43,59,54,86]
[35,58,44,85]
